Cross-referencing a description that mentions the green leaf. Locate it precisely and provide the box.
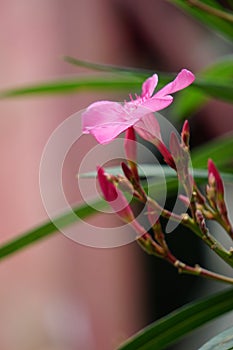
[173,86,206,120]
[118,288,233,350]
[194,78,233,102]
[0,199,107,261]
[64,57,233,104]
[0,58,232,103]
[191,132,233,169]
[63,56,153,78]
[80,164,233,183]
[0,76,144,98]
[169,0,233,41]
[0,74,231,103]
[198,326,233,350]
[174,55,233,119]
[0,145,232,261]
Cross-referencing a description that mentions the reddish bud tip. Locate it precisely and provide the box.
[181,120,190,148]
[97,166,138,226]
[124,127,137,163]
[125,126,136,142]
[156,139,176,170]
[121,162,133,181]
[208,159,224,195]
[97,166,117,202]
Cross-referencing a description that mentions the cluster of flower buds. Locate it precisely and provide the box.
[101,123,233,282]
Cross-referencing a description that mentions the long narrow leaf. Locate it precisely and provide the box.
[0,159,232,260]
[194,78,233,102]
[198,326,233,350]
[0,199,107,260]
[118,288,233,350]
[0,76,143,98]
[0,66,232,102]
[174,55,233,119]
[169,0,233,41]
[192,132,233,168]
[79,165,233,182]
[64,56,153,77]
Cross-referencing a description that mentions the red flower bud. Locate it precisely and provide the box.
[97,166,117,202]
[124,127,139,181]
[97,166,146,235]
[208,159,224,196]
[124,127,137,163]
[181,120,190,148]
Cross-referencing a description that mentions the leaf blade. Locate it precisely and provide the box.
[198,326,233,350]
[118,288,233,350]
[168,0,233,41]
[174,55,233,119]
[191,132,233,169]
[0,199,107,260]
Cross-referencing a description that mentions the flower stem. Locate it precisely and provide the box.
[146,196,184,223]
[166,251,233,285]
[184,218,233,268]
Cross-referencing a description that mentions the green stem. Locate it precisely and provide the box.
[166,252,233,285]
[142,191,233,268]
[184,218,233,268]
[146,197,184,223]
[187,0,233,23]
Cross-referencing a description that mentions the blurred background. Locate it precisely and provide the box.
[0,0,232,349]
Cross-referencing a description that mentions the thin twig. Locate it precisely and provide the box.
[166,251,233,285]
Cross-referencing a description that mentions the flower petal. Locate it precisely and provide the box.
[155,69,195,98]
[82,101,125,131]
[141,95,173,111]
[141,74,158,98]
[82,101,135,144]
[134,113,162,142]
[88,123,134,144]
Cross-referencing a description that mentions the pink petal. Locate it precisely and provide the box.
[82,101,136,144]
[155,69,195,98]
[141,95,173,111]
[141,74,158,98]
[88,123,134,144]
[134,113,162,142]
[82,101,126,131]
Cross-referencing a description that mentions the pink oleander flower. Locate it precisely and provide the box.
[82,69,195,144]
